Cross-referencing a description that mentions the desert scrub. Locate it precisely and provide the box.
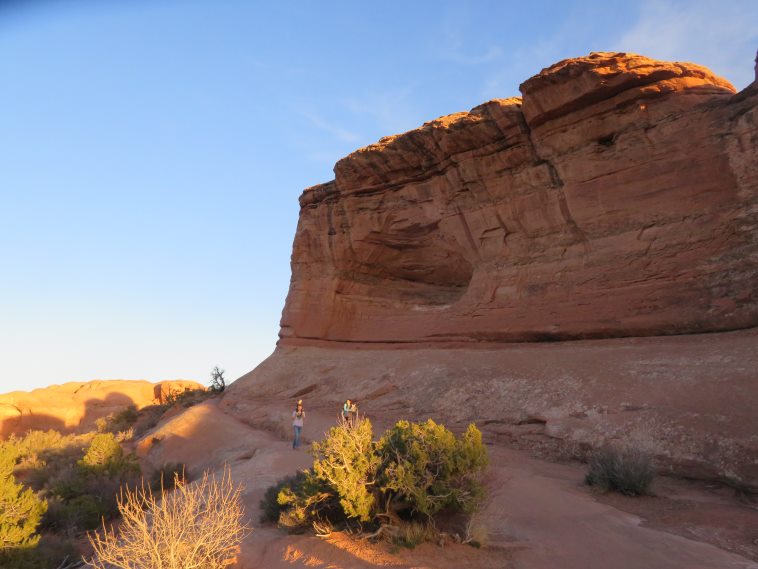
[86,467,249,569]
[163,386,211,408]
[149,462,188,491]
[1,428,142,564]
[97,405,139,435]
[263,417,489,542]
[391,520,440,549]
[259,471,308,524]
[378,420,489,517]
[312,417,380,521]
[585,446,655,496]
[79,433,139,476]
[0,443,47,554]
[260,470,338,531]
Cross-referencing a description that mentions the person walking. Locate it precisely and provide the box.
[292,400,305,449]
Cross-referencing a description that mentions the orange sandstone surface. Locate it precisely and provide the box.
[141,53,758,569]
[282,52,755,344]
[0,379,203,437]
[219,52,758,487]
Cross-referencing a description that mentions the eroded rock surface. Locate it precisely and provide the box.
[233,52,758,487]
[282,52,757,344]
[226,328,758,489]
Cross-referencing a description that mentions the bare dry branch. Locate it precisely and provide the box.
[85,466,250,569]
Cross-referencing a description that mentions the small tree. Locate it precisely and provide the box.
[79,433,123,472]
[86,467,249,569]
[79,433,139,477]
[0,443,47,553]
[311,417,379,522]
[378,420,489,517]
[210,366,226,393]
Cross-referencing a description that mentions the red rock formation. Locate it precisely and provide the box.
[0,379,204,437]
[224,52,758,488]
[281,52,757,345]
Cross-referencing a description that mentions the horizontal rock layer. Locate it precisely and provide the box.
[281,52,757,345]
[226,328,758,487]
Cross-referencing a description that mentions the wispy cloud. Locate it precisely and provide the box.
[301,110,360,143]
[614,0,758,89]
[437,7,504,66]
[481,37,560,100]
[290,93,423,172]
[341,84,422,136]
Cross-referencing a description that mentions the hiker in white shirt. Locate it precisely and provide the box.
[292,400,305,449]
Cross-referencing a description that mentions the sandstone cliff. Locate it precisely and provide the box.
[225,52,758,488]
[281,52,757,345]
[0,379,204,437]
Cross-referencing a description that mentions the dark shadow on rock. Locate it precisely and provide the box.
[80,392,137,433]
[0,410,67,440]
[1,391,139,440]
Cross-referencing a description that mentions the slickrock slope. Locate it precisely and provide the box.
[145,400,758,569]
[226,328,758,486]
[0,379,203,437]
[282,52,756,344]
[225,52,758,488]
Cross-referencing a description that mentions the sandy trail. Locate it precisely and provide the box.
[137,398,758,569]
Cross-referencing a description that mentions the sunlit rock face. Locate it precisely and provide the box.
[231,52,758,488]
[0,379,204,437]
[280,52,757,345]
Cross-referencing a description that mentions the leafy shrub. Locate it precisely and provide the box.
[80,433,122,471]
[48,465,87,500]
[12,430,65,456]
[164,388,210,408]
[1,428,145,566]
[260,472,307,524]
[585,446,654,496]
[274,472,337,531]
[264,418,489,537]
[0,443,47,552]
[109,405,138,432]
[45,465,140,533]
[97,406,140,435]
[39,435,140,534]
[378,420,488,517]
[87,467,249,569]
[0,547,39,569]
[48,494,110,532]
[312,418,379,522]
[79,433,139,476]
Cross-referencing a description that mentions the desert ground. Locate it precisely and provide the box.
[137,392,758,569]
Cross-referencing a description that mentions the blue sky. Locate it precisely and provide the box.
[1,0,756,393]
